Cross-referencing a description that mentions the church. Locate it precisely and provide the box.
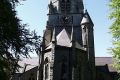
[13,0,118,80]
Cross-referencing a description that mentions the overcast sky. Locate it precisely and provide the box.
[16,0,112,57]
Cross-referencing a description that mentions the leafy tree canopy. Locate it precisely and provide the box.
[0,0,41,80]
[109,0,120,73]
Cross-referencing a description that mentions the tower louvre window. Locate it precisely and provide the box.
[66,2,70,12]
[60,0,71,13]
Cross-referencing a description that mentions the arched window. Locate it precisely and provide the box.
[45,64,49,79]
[82,25,87,46]
[44,57,49,80]
[60,0,70,13]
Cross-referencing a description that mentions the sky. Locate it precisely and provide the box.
[16,0,112,57]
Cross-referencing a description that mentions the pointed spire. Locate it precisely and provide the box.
[48,1,55,14]
[81,16,90,25]
[85,10,94,26]
[81,10,90,25]
[81,10,94,26]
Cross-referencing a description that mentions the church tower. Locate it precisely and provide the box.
[40,0,96,80]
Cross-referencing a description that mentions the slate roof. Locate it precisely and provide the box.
[95,57,117,72]
[95,57,113,66]
[17,57,116,73]
[18,58,39,73]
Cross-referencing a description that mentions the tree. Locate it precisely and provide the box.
[0,0,41,80]
[109,0,120,73]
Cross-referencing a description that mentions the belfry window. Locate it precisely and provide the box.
[60,0,70,13]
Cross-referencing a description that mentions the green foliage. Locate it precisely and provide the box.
[109,0,120,73]
[0,0,41,80]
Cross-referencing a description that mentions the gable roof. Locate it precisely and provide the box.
[56,28,71,47]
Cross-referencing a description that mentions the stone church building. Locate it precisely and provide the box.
[13,0,118,80]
